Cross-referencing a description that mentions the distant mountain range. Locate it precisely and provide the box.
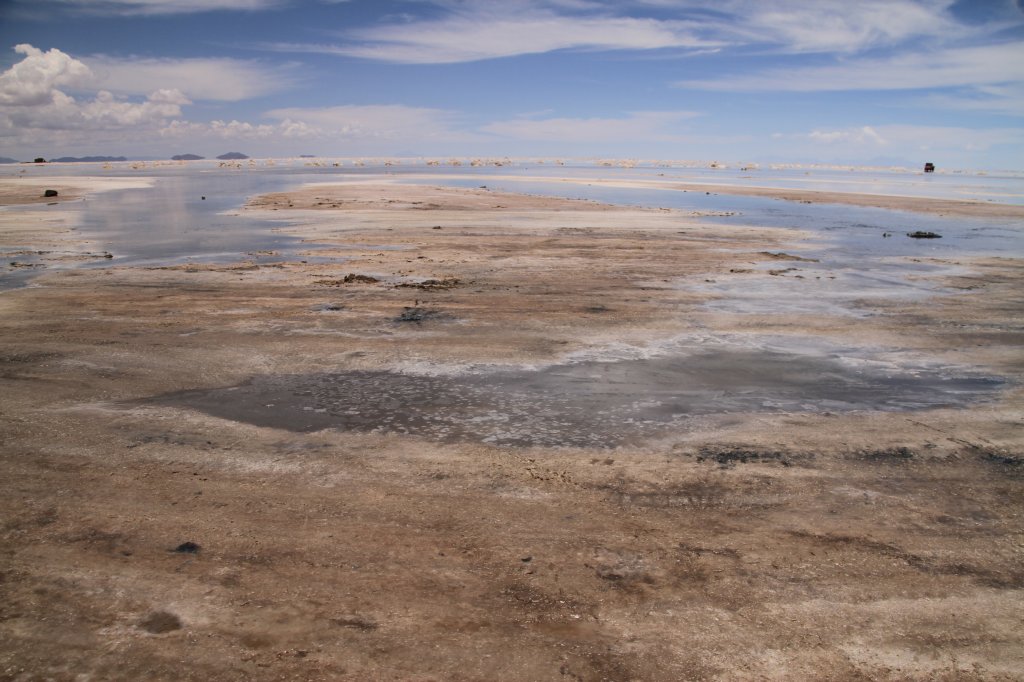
[0,157,18,164]
[50,156,128,163]
[171,153,204,161]
[216,152,249,160]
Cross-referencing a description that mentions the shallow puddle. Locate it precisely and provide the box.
[152,350,1004,448]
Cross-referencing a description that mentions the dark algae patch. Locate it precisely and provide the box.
[148,350,1004,448]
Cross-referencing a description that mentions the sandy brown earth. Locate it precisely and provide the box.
[393,173,1024,218]
[1,178,1022,681]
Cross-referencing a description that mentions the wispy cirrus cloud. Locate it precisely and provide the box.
[84,55,298,101]
[916,84,1024,118]
[262,104,471,141]
[21,0,284,16]
[769,122,1024,164]
[160,104,473,142]
[270,11,719,64]
[637,0,968,53]
[265,0,985,64]
[678,43,1024,93]
[482,111,701,142]
[677,40,1024,117]
[804,126,888,146]
[155,104,484,156]
[776,123,1024,160]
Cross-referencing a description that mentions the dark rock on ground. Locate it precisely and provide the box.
[983,451,1023,467]
[343,274,380,284]
[697,446,792,467]
[313,274,380,286]
[140,611,182,634]
[396,307,447,323]
[907,231,942,239]
[395,277,460,290]
[331,616,378,631]
[759,251,819,262]
[858,447,916,461]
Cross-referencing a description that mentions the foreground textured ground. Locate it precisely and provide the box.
[1,177,1022,680]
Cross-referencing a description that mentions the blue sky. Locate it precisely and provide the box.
[1,0,1022,168]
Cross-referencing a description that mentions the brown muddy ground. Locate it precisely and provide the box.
[1,179,1022,681]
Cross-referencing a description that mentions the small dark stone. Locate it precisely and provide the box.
[397,307,427,322]
[395,277,461,291]
[140,610,182,634]
[331,616,378,631]
[201,196,206,200]
[396,307,449,323]
[173,541,200,553]
[103,253,113,259]
[521,556,532,563]
[983,452,1023,467]
[342,273,380,284]
[907,231,942,239]
[43,189,58,197]
[697,445,791,467]
[859,447,915,461]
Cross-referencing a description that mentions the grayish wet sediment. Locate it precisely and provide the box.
[153,350,1004,448]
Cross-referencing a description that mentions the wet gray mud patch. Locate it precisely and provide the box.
[149,350,1005,449]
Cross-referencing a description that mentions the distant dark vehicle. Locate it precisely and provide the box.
[216,152,249,160]
[924,162,935,173]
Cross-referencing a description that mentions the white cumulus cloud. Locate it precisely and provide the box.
[0,44,190,145]
[0,44,93,106]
